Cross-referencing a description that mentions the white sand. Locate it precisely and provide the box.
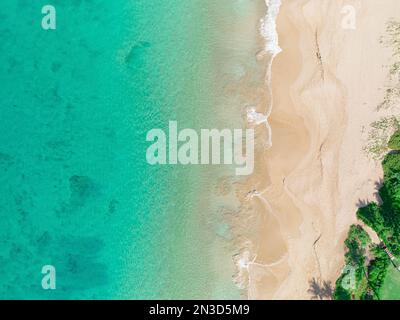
[245,0,400,299]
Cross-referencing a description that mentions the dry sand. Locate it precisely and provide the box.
[243,0,400,299]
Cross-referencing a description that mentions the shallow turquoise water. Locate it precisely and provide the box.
[0,0,250,299]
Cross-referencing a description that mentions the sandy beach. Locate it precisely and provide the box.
[242,0,400,299]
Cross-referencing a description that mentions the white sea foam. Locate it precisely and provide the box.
[246,0,281,148]
[254,0,282,148]
[246,106,267,125]
[260,0,282,57]
[236,0,282,292]
[233,248,254,290]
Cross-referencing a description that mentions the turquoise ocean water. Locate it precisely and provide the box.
[0,0,264,299]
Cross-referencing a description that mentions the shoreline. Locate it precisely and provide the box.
[243,0,400,299]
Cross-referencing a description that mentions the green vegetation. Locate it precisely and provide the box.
[334,225,371,300]
[333,281,352,300]
[388,130,400,150]
[381,264,400,299]
[357,150,400,257]
[334,130,400,300]
[367,247,391,299]
[344,225,370,282]
[335,20,400,300]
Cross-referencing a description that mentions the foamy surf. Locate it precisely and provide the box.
[260,0,282,57]
[246,106,267,125]
[247,0,282,148]
[238,0,282,293]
